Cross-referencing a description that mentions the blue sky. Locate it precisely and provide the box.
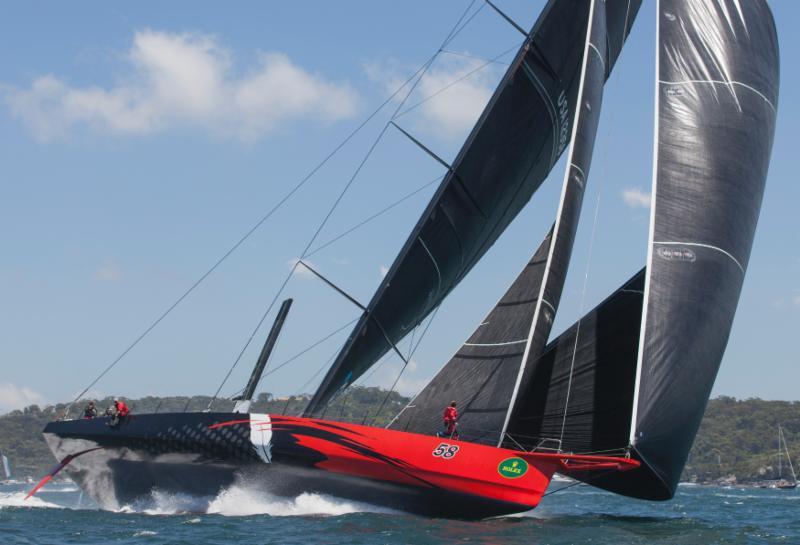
[0,1,797,413]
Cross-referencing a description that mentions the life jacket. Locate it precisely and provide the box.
[443,406,457,423]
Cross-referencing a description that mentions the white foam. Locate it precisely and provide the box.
[0,491,64,510]
[119,489,214,515]
[206,485,393,517]
[118,482,394,517]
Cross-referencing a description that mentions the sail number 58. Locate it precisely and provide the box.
[432,443,459,459]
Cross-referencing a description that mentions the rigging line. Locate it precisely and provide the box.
[306,175,442,258]
[297,347,344,398]
[440,49,511,65]
[209,0,481,410]
[395,42,521,120]
[251,316,359,393]
[558,34,620,449]
[64,51,443,419]
[372,303,442,427]
[541,468,618,498]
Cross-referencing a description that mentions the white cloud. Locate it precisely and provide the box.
[5,30,358,142]
[287,257,316,278]
[367,54,498,141]
[622,187,652,209]
[95,262,122,281]
[793,294,800,308]
[379,264,389,278]
[0,382,45,413]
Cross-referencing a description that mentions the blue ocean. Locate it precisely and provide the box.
[1,480,796,544]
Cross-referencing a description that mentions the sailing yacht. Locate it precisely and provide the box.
[774,425,797,490]
[1,452,12,485]
[33,0,779,518]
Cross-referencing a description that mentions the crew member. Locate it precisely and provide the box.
[83,401,97,419]
[110,398,130,427]
[443,401,459,439]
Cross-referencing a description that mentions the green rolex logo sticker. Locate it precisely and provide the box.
[498,457,528,479]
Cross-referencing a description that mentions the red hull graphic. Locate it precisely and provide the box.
[41,412,638,517]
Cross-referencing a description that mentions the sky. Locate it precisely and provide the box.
[0,1,797,413]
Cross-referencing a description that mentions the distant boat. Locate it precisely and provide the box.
[34,0,780,518]
[1,452,11,484]
[773,425,797,490]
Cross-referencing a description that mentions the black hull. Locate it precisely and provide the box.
[43,413,530,518]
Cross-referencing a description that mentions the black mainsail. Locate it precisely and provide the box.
[389,0,617,447]
[305,0,642,417]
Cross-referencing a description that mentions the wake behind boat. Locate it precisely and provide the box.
[36,0,779,519]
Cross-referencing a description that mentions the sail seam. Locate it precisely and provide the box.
[520,60,559,167]
[418,236,443,300]
[498,0,598,448]
[463,339,527,347]
[659,79,776,113]
[630,0,661,446]
[653,241,745,274]
[570,163,586,180]
[588,43,605,70]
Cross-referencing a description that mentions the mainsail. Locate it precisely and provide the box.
[512,0,779,500]
[2,453,10,480]
[389,0,618,446]
[305,0,642,417]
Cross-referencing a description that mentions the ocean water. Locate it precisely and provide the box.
[1,480,797,544]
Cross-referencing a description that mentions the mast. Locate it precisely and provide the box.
[233,298,292,413]
[304,0,640,418]
[499,0,606,448]
[778,424,783,479]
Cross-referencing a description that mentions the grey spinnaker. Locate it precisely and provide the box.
[305,0,642,417]
[389,0,616,447]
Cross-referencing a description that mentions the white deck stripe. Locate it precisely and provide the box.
[660,79,776,113]
[654,241,745,274]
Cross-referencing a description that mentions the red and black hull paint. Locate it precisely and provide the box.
[42,413,637,518]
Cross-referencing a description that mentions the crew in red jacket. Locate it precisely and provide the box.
[114,399,130,417]
[443,401,459,439]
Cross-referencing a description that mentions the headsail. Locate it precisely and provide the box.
[539,0,779,500]
[389,0,623,447]
[626,0,779,499]
[305,0,641,417]
[389,227,554,444]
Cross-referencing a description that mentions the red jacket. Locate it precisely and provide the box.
[115,401,130,417]
[443,406,458,423]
